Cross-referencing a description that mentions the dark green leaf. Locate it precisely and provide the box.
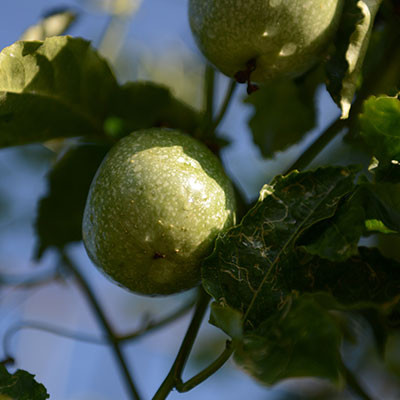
[359,95,400,161]
[363,182,400,232]
[0,365,49,400]
[202,166,357,330]
[299,190,365,261]
[244,69,321,158]
[107,81,201,139]
[234,295,342,385]
[372,161,400,184]
[326,0,382,118]
[209,303,243,339]
[294,247,400,308]
[35,143,110,259]
[0,36,118,147]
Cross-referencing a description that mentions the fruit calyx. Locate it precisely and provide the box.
[234,58,259,95]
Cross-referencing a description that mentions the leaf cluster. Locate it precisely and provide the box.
[0,0,400,398]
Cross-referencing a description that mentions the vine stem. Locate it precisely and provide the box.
[209,79,238,135]
[118,297,196,342]
[175,340,235,392]
[202,64,215,132]
[60,251,142,400]
[153,288,211,400]
[284,117,346,174]
[285,23,400,175]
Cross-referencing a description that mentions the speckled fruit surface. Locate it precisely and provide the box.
[82,128,236,296]
[189,0,344,82]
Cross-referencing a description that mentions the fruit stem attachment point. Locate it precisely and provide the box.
[234,58,259,95]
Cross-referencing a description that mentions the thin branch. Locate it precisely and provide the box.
[60,251,142,400]
[203,64,215,129]
[284,117,346,174]
[118,297,196,342]
[209,79,238,135]
[3,321,106,358]
[175,340,235,392]
[153,288,210,400]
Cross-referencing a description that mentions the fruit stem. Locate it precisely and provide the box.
[175,339,235,392]
[152,287,210,400]
[60,250,142,400]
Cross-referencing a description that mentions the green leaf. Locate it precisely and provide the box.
[365,219,396,234]
[326,0,383,118]
[20,8,77,41]
[359,95,400,161]
[0,36,118,147]
[363,182,400,232]
[234,295,343,385]
[202,166,357,330]
[294,247,400,308]
[0,365,49,400]
[371,159,400,184]
[299,190,365,261]
[209,303,243,339]
[35,143,110,259]
[107,81,201,139]
[244,69,321,158]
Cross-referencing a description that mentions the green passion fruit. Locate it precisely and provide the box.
[189,0,344,82]
[82,128,236,296]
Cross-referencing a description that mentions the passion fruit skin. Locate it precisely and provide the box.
[189,0,344,82]
[82,128,236,296]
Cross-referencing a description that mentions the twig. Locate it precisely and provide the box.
[3,321,106,359]
[209,79,238,135]
[175,340,235,392]
[118,297,196,342]
[60,250,142,400]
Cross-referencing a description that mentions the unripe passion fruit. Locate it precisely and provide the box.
[82,129,236,295]
[189,0,344,82]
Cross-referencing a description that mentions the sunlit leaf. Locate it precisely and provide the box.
[359,95,400,161]
[326,0,383,118]
[365,219,396,234]
[0,36,118,147]
[0,365,49,400]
